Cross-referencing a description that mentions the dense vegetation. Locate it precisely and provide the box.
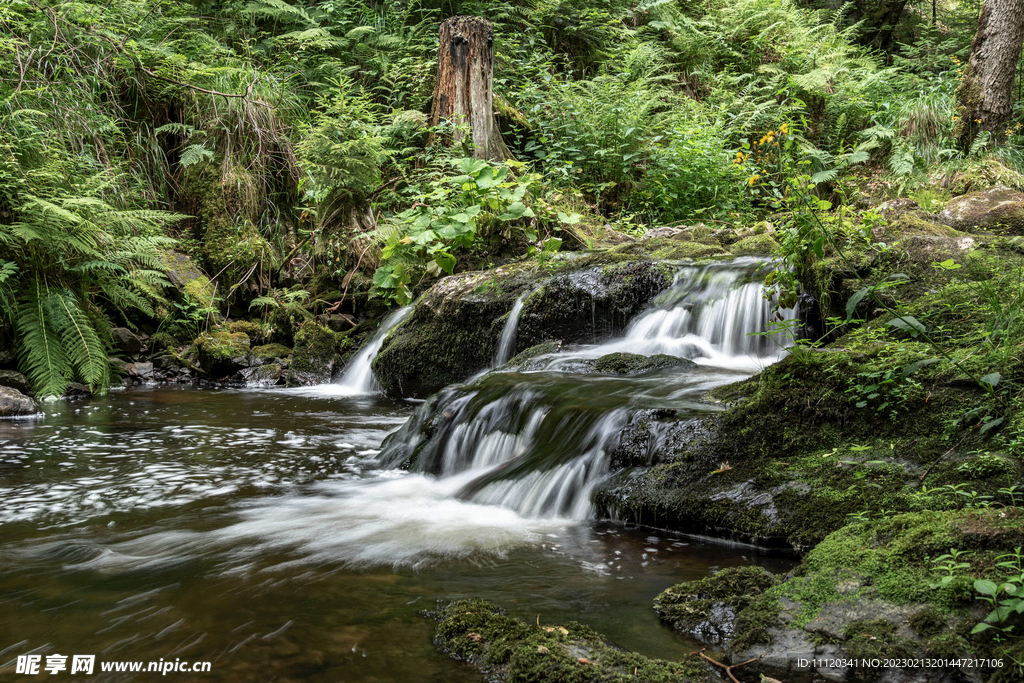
[3,0,1020,396]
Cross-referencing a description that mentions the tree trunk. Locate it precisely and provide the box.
[956,0,1024,151]
[430,16,509,161]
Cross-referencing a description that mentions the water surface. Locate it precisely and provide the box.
[0,387,790,681]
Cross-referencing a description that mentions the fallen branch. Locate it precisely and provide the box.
[689,649,758,683]
[136,65,272,108]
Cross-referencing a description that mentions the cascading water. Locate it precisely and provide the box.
[380,257,797,519]
[492,294,526,367]
[318,305,412,395]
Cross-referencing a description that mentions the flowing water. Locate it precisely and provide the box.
[0,258,796,681]
[492,295,526,368]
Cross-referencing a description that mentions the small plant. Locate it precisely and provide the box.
[930,549,972,589]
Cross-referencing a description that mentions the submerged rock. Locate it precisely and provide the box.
[0,385,38,417]
[428,599,710,683]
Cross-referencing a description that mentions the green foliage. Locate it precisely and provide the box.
[371,157,543,303]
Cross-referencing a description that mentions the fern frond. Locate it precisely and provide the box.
[50,290,109,390]
[17,278,71,398]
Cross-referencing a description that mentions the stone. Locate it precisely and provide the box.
[111,327,144,354]
[936,185,1024,234]
[0,386,38,417]
[130,362,154,379]
[0,369,30,395]
[642,226,683,239]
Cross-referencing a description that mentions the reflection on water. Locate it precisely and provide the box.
[0,387,791,682]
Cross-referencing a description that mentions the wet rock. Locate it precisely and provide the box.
[250,344,292,364]
[64,383,93,397]
[610,413,705,469]
[240,363,285,386]
[373,258,674,398]
[502,340,563,369]
[111,327,144,354]
[591,352,696,375]
[0,385,38,417]
[936,185,1024,235]
[0,369,30,395]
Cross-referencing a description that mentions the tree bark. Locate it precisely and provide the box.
[430,16,509,161]
[956,0,1024,151]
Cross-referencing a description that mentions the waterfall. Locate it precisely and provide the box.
[331,306,413,394]
[379,258,798,519]
[492,294,526,367]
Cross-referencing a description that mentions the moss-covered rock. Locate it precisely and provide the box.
[251,343,292,361]
[373,258,674,399]
[730,233,781,255]
[726,510,1024,683]
[182,163,277,289]
[286,322,342,386]
[428,599,710,683]
[937,185,1024,235]
[229,321,264,340]
[654,565,779,645]
[195,331,251,377]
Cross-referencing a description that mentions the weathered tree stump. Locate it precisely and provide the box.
[430,16,509,161]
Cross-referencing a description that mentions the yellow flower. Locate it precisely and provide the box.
[748,175,759,186]
[779,123,789,134]
[975,119,982,124]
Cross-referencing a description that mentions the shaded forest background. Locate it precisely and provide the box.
[2,0,1023,395]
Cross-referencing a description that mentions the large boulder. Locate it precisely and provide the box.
[937,185,1024,235]
[111,327,144,354]
[0,386,38,417]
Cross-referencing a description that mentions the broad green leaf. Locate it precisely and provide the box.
[901,358,939,379]
[979,417,1004,435]
[433,251,456,274]
[981,372,1001,387]
[887,316,926,338]
[846,287,870,321]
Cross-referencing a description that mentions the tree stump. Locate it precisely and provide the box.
[430,16,509,161]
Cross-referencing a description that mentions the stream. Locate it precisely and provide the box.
[0,258,796,681]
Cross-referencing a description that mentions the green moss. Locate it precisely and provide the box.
[730,233,780,256]
[251,343,292,360]
[505,341,562,368]
[287,322,341,383]
[842,620,916,680]
[428,599,708,683]
[654,566,779,644]
[149,332,180,353]
[229,321,263,340]
[183,276,215,304]
[195,331,250,376]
